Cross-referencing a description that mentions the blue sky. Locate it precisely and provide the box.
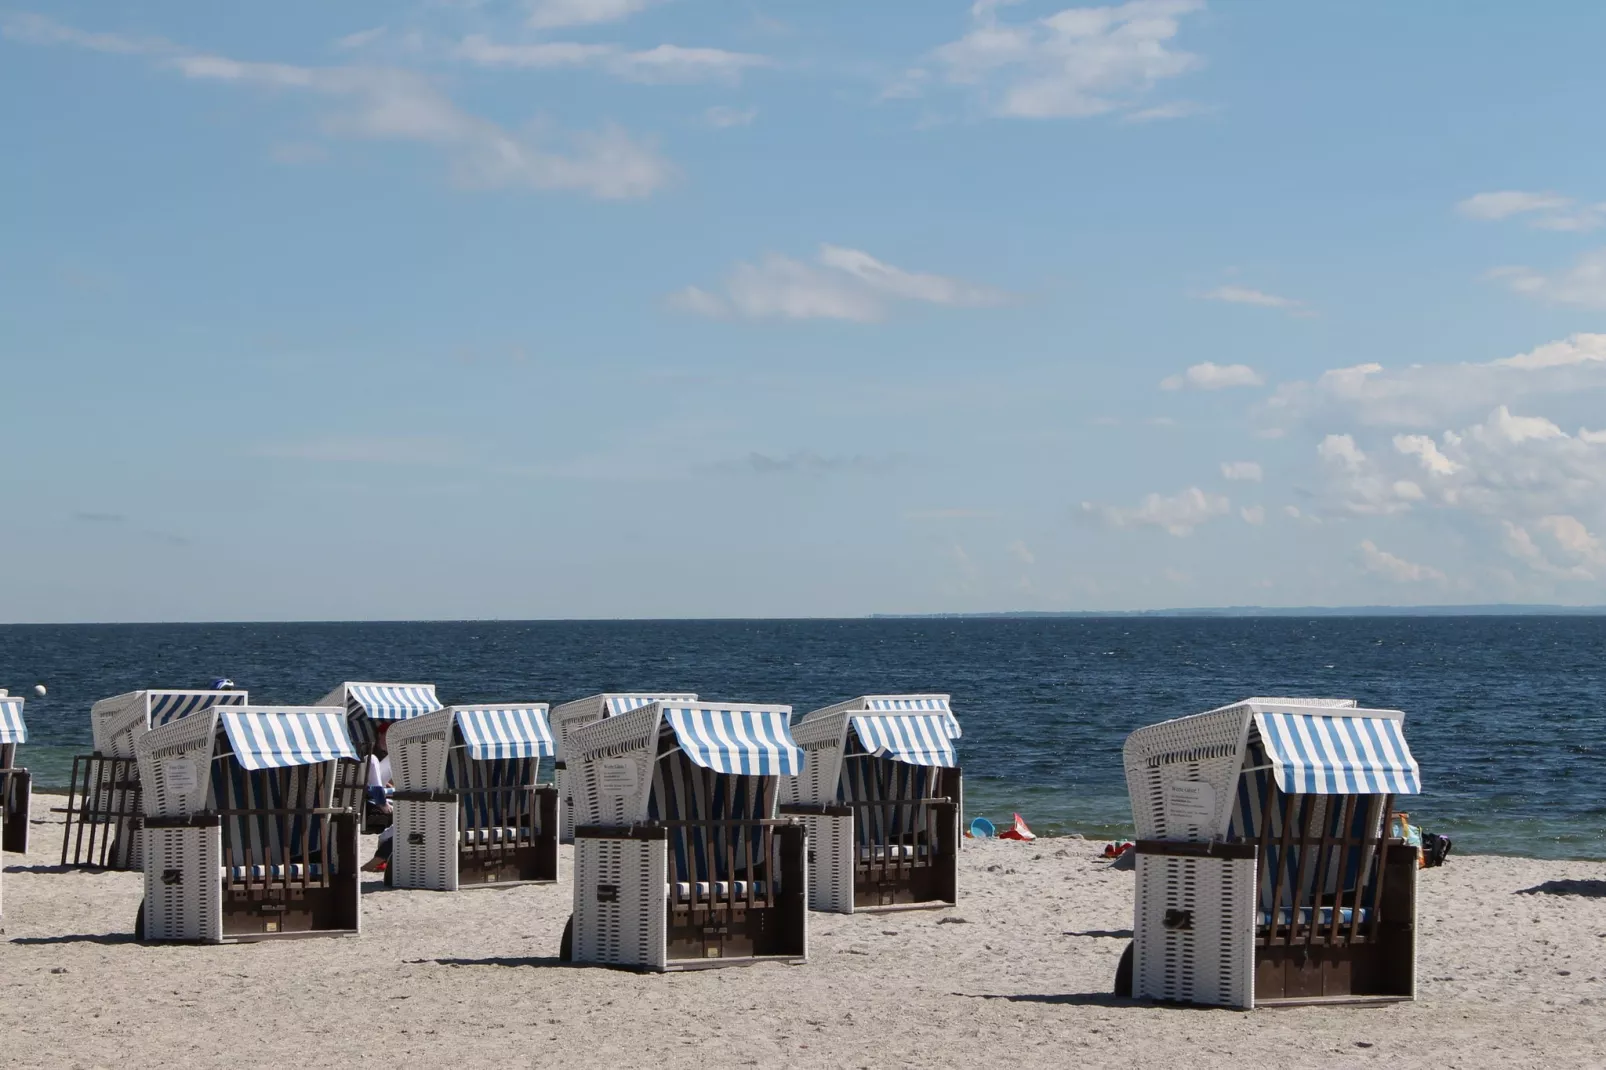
[3,0,1606,622]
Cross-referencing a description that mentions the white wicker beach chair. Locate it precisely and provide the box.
[566,700,808,971]
[0,693,29,928]
[1121,697,1422,1009]
[60,688,249,869]
[387,704,560,891]
[315,682,441,829]
[548,692,697,843]
[780,695,961,914]
[135,705,360,943]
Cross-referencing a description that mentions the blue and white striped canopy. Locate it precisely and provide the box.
[605,693,697,717]
[348,683,441,722]
[662,706,803,776]
[220,709,358,771]
[0,697,26,744]
[151,689,247,727]
[862,695,961,739]
[851,714,958,767]
[1253,710,1420,795]
[454,705,556,760]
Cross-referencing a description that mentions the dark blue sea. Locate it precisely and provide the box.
[2,617,1601,860]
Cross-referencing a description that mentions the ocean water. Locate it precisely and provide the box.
[1,617,1601,860]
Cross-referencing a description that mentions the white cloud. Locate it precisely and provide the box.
[1317,433,1366,470]
[1538,514,1606,566]
[1160,362,1264,391]
[1240,505,1265,525]
[9,15,671,200]
[1220,460,1262,482]
[1500,521,1593,580]
[1486,251,1606,308]
[1123,100,1208,122]
[1007,539,1036,565]
[927,0,1206,120]
[455,35,769,84]
[1202,285,1307,314]
[1457,190,1605,232]
[1393,434,1459,476]
[669,245,1012,322]
[527,0,660,30]
[1358,540,1444,584]
[1265,333,1606,429]
[1081,486,1230,536]
[704,105,757,128]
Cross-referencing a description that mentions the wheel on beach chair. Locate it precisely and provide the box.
[1113,941,1133,997]
[559,914,573,962]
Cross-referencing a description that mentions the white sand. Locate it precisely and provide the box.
[3,800,1604,1069]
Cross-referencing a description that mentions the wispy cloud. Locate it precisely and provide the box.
[1220,461,1262,481]
[703,105,758,128]
[916,0,1207,120]
[73,511,127,523]
[904,508,995,520]
[526,0,662,30]
[1080,486,1230,536]
[1160,361,1264,391]
[1485,251,1606,309]
[454,36,768,84]
[739,451,899,476]
[253,435,463,465]
[1201,285,1310,315]
[3,13,671,200]
[1357,540,1444,584]
[1458,189,1605,232]
[669,244,1012,322]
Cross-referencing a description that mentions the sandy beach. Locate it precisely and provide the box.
[2,799,1602,1070]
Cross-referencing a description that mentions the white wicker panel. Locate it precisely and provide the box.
[1133,852,1256,1009]
[389,710,452,792]
[136,712,221,820]
[786,713,849,807]
[392,798,459,891]
[91,692,146,756]
[570,706,664,826]
[143,825,222,943]
[551,697,604,844]
[801,813,854,914]
[1123,706,1251,841]
[573,835,667,970]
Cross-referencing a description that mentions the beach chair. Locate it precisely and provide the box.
[0,693,29,928]
[315,681,441,831]
[1121,697,1422,1008]
[387,704,560,890]
[781,694,961,913]
[59,688,248,869]
[567,700,808,970]
[135,705,360,943]
[548,692,697,843]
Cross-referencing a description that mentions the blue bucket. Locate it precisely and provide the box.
[969,816,996,838]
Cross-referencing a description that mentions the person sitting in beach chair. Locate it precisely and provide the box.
[383,704,560,890]
[781,694,961,913]
[134,704,361,943]
[563,700,808,970]
[60,686,249,870]
[1,692,30,929]
[547,692,697,843]
[316,681,441,833]
[1119,696,1423,1009]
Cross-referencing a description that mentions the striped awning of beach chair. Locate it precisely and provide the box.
[453,705,556,760]
[862,696,962,739]
[1253,708,1420,795]
[0,697,26,743]
[604,694,694,717]
[849,714,958,767]
[151,689,247,727]
[661,706,803,776]
[348,683,441,722]
[220,709,358,771]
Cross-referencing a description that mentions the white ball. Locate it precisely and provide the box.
[34,684,46,697]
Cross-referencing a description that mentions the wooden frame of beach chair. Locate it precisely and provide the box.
[780,695,961,914]
[549,692,697,844]
[57,689,248,870]
[135,705,360,944]
[315,682,441,833]
[0,695,30,928]
[387,704,560,891]
[1122,697,1421,1009]
[568,700,808,971]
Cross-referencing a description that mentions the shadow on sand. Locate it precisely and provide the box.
[10,932,138,946]
[956,991,1135,1007]
[1515,879,1606,898]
